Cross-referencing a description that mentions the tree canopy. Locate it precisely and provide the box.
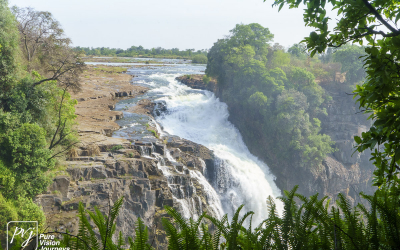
[206,23,335,168]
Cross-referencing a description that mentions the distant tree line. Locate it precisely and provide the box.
[74,45,208,59]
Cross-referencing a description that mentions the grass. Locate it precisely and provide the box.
[92,66,128,74]
[148,129,159,138]
[48,164,69,178]
[110,145,124,153]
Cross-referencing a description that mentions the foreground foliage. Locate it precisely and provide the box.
[269,0,400,187]
[55,185,400,250]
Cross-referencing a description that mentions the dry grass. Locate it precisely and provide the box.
[86,144,101,156]
[67,147,79,158]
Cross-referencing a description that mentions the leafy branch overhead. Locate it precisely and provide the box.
[269,0,400,187]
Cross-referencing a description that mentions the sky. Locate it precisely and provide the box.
[8,0,337,51]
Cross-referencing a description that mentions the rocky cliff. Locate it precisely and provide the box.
[176,75,376,206]
[37,135,220,248]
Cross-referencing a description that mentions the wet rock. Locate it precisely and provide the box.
[154,143,165,156]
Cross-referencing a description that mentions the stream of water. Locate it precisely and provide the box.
[111,59,282,225]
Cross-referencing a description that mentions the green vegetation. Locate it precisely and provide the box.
[206,23,337,168]
[75,46,208,59]
[93,66,127,74]
[110,145,124,153]
[148,129,159,138]
[0,1,82,240]
[191,54,208,64]
[48,197,152,250]
[202,75,211,85]
[51,184,400,249]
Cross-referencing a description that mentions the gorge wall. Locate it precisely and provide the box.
[176,75,376,206]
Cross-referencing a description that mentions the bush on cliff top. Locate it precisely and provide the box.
[192,54,208,64]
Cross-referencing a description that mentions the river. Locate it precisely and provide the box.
[110,59,282,225]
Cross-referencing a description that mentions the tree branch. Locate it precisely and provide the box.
[361,0,400,35]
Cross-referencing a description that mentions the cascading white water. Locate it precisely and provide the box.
[114,62,282,225]
[150,74,283,225]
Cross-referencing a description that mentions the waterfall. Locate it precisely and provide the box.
[114,62,282,225]
[152,76,283,225]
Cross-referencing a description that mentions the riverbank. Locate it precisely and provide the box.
[70,65,147,147]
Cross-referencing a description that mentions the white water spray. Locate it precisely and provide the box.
[151,75,283,224]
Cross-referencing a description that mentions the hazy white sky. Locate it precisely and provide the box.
[8,0,336,50]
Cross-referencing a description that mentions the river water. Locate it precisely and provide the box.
[111,59,282,225]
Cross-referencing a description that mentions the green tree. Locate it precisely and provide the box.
[0,0,20,99]
[288,43,307,59]
[333,45,366,83]
[269,0,400,187]
[191,54,207,64]
[206,23,333,168]
[0,119,54,198]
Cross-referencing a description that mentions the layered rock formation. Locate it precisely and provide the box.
[37,137,219,248]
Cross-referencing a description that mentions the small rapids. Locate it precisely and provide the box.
[113,61,282,225]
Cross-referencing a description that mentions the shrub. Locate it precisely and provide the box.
[0,120,54,198]
[192,54,207,64]
[110,145,124,153]
[202,75,211,84]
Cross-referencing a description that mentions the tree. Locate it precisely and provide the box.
[206,23,334,168]
[288,43,307,59]
[206,23,273,84]
[12,6,84,92]
[191,54,207,64]
[0,118,54,198]
[0,0,20,101]
[333,45,366,83]
[269,0,400,187]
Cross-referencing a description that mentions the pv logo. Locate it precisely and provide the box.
[7,221,38,250]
